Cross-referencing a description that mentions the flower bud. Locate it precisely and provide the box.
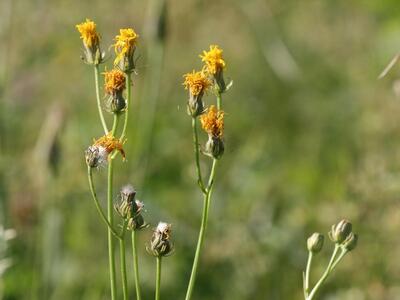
[85,145,108,168]
[329,219,352,244]
[342,232,358,251]
[148,222,173,257]
[204,136,224,159]
[307,232,324,253]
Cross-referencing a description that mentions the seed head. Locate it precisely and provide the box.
[148,222,173,257]
[85,145,108,168]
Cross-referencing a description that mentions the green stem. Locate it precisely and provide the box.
[155,256,162,300]
[307,245,340,300]
[132,230,142,300]
[94,64,108,134]
[87,167,121,239]
[121,73,132,140]
[120,234,128,300]
[330,248,348,271]
[304,252,313,297]
[184,159,218,300]
[107,158,117,300]
[216,92,222,110]
[107,114,120,300]
[192,117,206,193]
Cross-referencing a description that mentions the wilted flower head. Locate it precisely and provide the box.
[148,222,173,257]
[120,184,136,202]
[183,70,211,97]
[103,69,126,94]
[93,133,126,159]
[85,145,108,168]
[76,19,102,64]
[200,45,226,75]
[103,69,126,113]
[183,70,211,117]
[200,105,224,138]
[114,28,139,72]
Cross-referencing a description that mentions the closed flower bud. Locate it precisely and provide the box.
[147,222,173,257]
[329,219,353,244]
[307,232,324,253]
[85,145,108,168]
[342,232,358,251]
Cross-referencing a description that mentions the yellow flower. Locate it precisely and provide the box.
[183,70,211,96]
[93,133,126,159]
[114,28,139,66]
[103,69,126,94]
[76,19,100,48]
[200,105,224,137]
[200,45,226,75]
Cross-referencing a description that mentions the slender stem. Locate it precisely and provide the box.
[185,91,223,300]
[216,92,222,110]
[330,248,348,271]
[184,159,218,300]
[155,256,162,300]
[107,114,120,300]
[121,73,132,140]
[132,230,142,300]
[307,245,340,300]
[120,235,128,300]
[87,167,121,239]
[304,252,313,297]
[192,117,206,193]
[94,64,108,134]
[107,158,117,300]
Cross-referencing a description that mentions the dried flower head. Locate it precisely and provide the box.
[76,19,100,48]
[183,70,211,97]
[200,45,226,75]
[200,105,224,138]
[148,222,173,257]
[85,145,108,168]
[114,28,139,71]
[103,69,126,94]
[93,133,126,159]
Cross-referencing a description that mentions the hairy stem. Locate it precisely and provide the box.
[132,230,142,300]
[94,64,108,134]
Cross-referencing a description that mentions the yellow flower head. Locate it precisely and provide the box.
[93,133,126,159]
[200,105,224,137]
[200,45,226,75]
[76,19,100,48]
[183,70,211,96]
[103,69,126,94]
[114,28,139,65]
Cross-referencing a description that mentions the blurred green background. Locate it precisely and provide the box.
[1,0,400,299]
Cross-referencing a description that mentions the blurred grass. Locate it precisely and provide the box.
[1,0,400,299]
